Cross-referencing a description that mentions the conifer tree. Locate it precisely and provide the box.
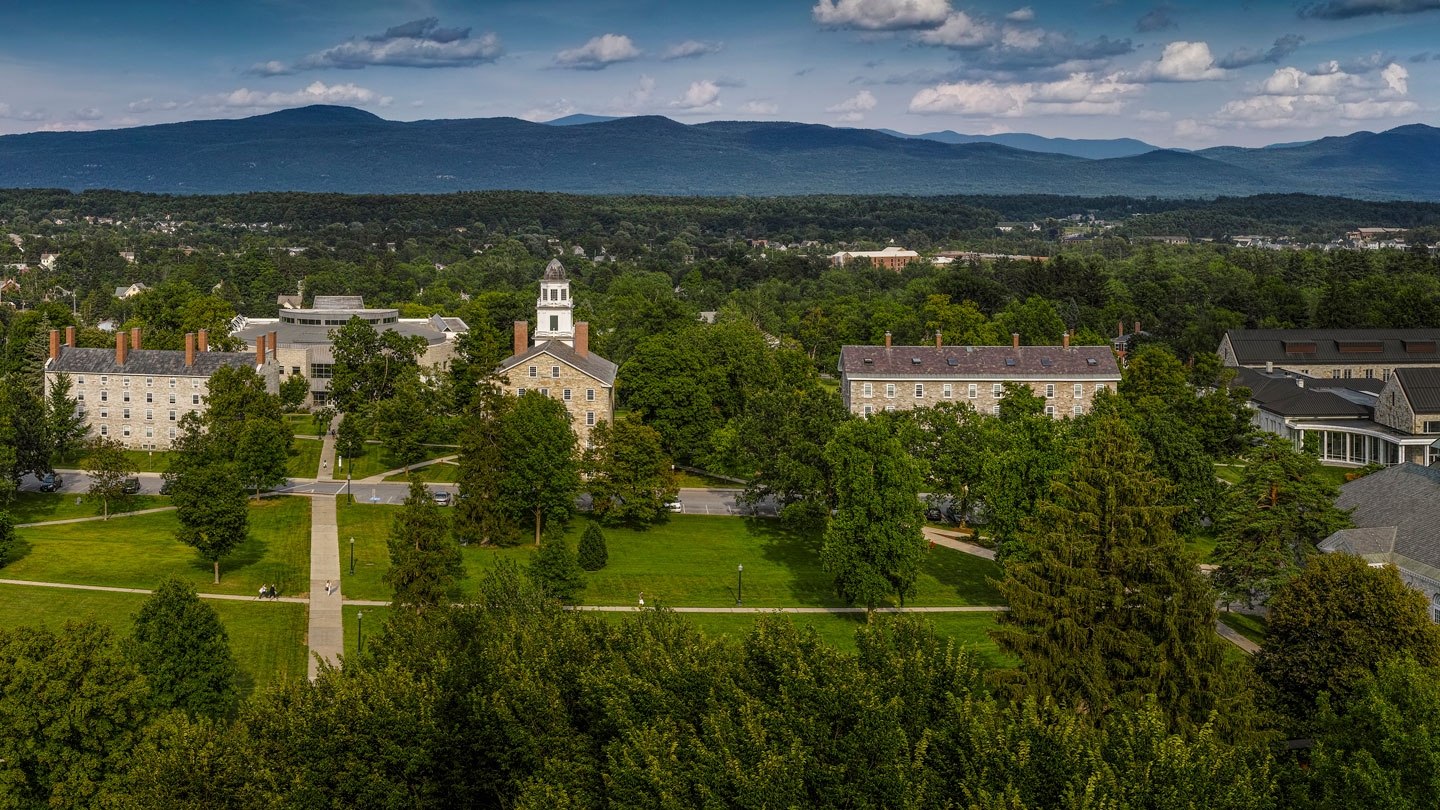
[577,522,608,571]
[992,412,1229,728]
[385,480,465,611]
[529,526,586,604]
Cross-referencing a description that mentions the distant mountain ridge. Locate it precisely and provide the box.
[874,128,1162,160]
[0,105,1436,200]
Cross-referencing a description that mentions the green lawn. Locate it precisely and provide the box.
[382,461,460,484]
[0,583,308,694]
[1213,463,1245,485]
[285,412,329,438]
[58,449,173,473]
[673,470,744,489]
[4,496,311,597]
[335,503,1006,609]
[1218,612,1267,646]
[8,491,169,524]
[287,438,324,479]
[1187,529,1219,562]
[341,443,456,480]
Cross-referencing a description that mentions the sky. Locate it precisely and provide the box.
[0,0,1437,147]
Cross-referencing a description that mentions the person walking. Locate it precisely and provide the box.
[324,579,332,596]
[258,585,266,600]
[638,591,645,607]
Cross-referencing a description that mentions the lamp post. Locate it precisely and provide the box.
[349,536,355,576]
[736,564,743,606]
[357,611,364,654]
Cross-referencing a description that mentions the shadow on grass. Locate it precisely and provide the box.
[3,535,34,568]
[743,517,845,608]
[921,547,1004,605]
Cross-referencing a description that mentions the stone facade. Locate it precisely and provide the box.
[508,350,614,448]
[1375,378,1419,434]
[843,377,1112,419]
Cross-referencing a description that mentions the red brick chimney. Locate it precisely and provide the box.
[198,329,208,352]
[64,325,75,346]
[513,321,528,357]
[1134,320,1141,334]
[116,332,128,365]
[49,329,60,363]
[1012,333,1020,350]
[935,331,942,349]
[1118,321,1124,337]
[575,322,589,358]
[185,333,195,367]
[884,331,892,348]
[1063,333,1070,349]
[267,330,278,361]
[255,333,267,366]
[130,326,142,351]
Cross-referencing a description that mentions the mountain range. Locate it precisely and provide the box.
[0,106,1436,200]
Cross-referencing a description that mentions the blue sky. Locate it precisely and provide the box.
[0,0,1436,146]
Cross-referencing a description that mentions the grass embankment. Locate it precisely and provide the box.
[58,449,173,473]
[4,496,311,597]
[340,443,457,480]
[383,461,460,484]
[335,500,1004,609]
[1217,611,1267,646]
[0,584,308,693]
[8,491,169,524]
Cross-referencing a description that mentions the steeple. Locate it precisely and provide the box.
[535,259,574,346]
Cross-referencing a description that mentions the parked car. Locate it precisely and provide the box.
[666,500,683,513]
[38,472,63,492]
[432,491,452,507]
[159,478,175,495]
[121,478,141,495]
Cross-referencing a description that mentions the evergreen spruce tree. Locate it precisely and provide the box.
[992,412,1229,728]
[0,510,13,568]
[453,381,518,547]
[577,522,608,571]
[529,526,586,604]
[127,576,239,718]
[385,480,466,611]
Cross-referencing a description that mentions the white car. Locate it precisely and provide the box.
[666,500,683,513]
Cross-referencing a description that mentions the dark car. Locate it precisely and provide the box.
[38,472,63,492]
[432,491,452,507]
[159,478,175,495]
[121,478,142,495]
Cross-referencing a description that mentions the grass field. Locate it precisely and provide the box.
[285,412,329,438]
[341,443,457,480]
[8,491,169,524]
[382,460,460,484]
[335,502,1005,608]
[4,496,311,596]
[1218,612,1267,646]
[58,449,173,473]
[0,583,308,693]
[287,438,324,479]
[673,470,743,489]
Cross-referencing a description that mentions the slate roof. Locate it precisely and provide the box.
[838,345,1120,378]
[45,346,256,377]
[1394,367,1440,414]
[1230,367,1374,419]
[1321,463,1440,575]
[543,259,567,281]
[1224,329,1440,366]
[500,340,617,386]
[312,296,365,310]
[234,318,457,348]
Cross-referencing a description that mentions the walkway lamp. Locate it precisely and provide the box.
[357,611,364,654]
[736,564,743,606]
[349,536,355,575]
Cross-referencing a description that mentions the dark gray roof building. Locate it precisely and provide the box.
[47,346,256,377]
[1321,463,1440,618]
[838,344,1119,379]
[1220,329,1440,369]
[1394,368,1440,414]
[500,340,617,386]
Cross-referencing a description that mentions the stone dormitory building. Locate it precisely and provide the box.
[838,332,1122,419]
[497,260,617,447]
[43,326,280,450]
[1220,328,1440,467]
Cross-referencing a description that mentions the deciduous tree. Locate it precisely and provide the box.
[497,390,579,546]
[172,463,249,584]
[85,435,139,519]
[582,418,677,527]
[128,576,239,718]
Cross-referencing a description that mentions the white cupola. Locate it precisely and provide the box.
[535,259,575,346]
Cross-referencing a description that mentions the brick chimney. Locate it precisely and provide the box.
[64,325,75,346]
[935,331,942,349]
[575,322,589,358]
[198,329,208,352]
[1134,320,1141,334]
[116,332,128,365]
[268,331,278,361]
[255,334,267,366]
[1012,333,1020,350]
[884,331,892,348]
[185,333,196,367]
[130,326,142,351]
[49,329,60,363]
[1063,333,1070,349]
[1118,321,1124,337]
[513,321,528,357]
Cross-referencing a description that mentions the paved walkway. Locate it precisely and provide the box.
[922,527,996,560]
[0,578,308,604]
[355,454,457,484]
[1215,618,1261,654]
[306,417,344,679]
[18,506,177,528]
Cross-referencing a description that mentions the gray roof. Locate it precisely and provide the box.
[1395,367,1440,414]
[839,344,1120,378]
[312,296,365,310]
[543,259,567,281]
[500,340,616,386]
[1230,367,1373,419]
[1225,329,1440,366]
[46,346,256,377]
[234,318,458,349]
[1323,463,1440,574]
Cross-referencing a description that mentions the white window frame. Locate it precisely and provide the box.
[1045,384,1055,399]
[563,389,572,401]
[1045,405,1055,417]
[1095,383,1108,394]
[942,384,952,399]
[528,366,537,377]
[914,384,924,398]
[862,383,873,397]
[586,411,595,426]
[992,383,1003,397]
[586,389,595,401]
[886,384,896,398]
[1074,383,1083,397]
[968,383,978,399]
[1073,404,1083,417]
[551,366,560,378]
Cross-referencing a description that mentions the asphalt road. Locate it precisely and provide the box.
[33,471,779,517]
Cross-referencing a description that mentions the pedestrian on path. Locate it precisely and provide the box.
[325,579,332,596]
[638,591,644,607]
[258,585,266,600]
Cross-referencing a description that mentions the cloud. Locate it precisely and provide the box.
[1335,51,1394,73]
[827,89,878,121]
[554,34,640,70]
[369,18,469,43]
[1409,52,1432,63]
[713,76,746,88]
[520,99,576,122]
[294,19,503,70]
[71,107,103,121]
[1130,41,1228,81]
[661,40,723,60]
[34,121,98,132]
[246,60,295,77]
[671,80,722,111]
[914,11,1132,71]
[812,0,952,30]
[908,71,1143,116]
[1136,4,1177,31]
[740,99,780,115]
[1136,109,1172,121]
[1298,0,1440,18]
[126,98,183,113]
[915,11,994,46]
[605,75,657,113]
[795,67,816,76]
[1005,7,1035,21]
[208,81,392,110]
[1217,34,1304,69]
[0,104,46,121]
[1214,61,1417,127]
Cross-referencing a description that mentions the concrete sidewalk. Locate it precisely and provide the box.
[922,527,996,561]
[18,506,177,528]
[307,493,343,679]
[354,454,458,484]
[0,577,308,604]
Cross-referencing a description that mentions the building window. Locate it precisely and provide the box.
[942,384,952,399]
[885,405,895,412]
[992,404,1000,415]
[100,376,108,386]
[914,384,924,398]
[100,409,108,418]
[123,408,131,419]
[1424,421,1440,434]
[192,394,200,405]
[1366,369,1374,379]
[528,366,537,377]
[77,392,85,402]
[863,383,873,397]
[551,366,560,378]
[100,425,108,435]
[992,383,1003,397]
[540,388,550,398]
[168,377,175,387]
[146,409,153,421]
[517,388,526,396]
[192,380,200,389]
[563,389,572,401]
[586,389,595,401]
[123,391,131,403]
[1074,383,1083,397]
[169,393,176,404]
[586,411,595,426]
[1343,369,1352,379]
[145,392,153,403]
[968,383,978,399]
[1096,383,1108,394]
[168,427,176,439]
[549,315,559,332]
[123,377,130,387]
[100,391,108,403]
[145,377,152,387]
[169,410,177,421]
[145,427,153,438]
[122,426,131,437]
[1073,404,1084,417]
[1045,384,1055,399]
[77,376,85,385]
[1045,405,1055,417]
[863,405,873,417]
[886,384,896,398]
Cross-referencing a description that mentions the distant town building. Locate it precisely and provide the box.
[113,282,150,300]
[837,332,1121,420]
[39,253,59,270]
[119,251,136,264]
[1348,227,1407,242]
[829,246,919,271]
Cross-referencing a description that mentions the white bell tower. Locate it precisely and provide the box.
[534,259,574,346]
